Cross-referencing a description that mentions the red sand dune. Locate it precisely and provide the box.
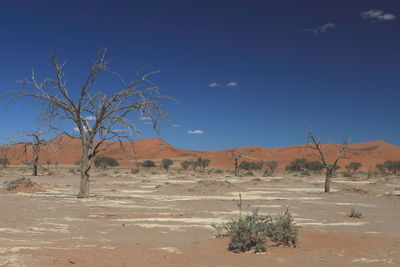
[2,136,400,171]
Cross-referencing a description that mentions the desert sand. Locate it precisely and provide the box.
[0,166,399,266]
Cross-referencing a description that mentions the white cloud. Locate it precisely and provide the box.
[187,130,204,135]
[209,82,222,88]
[84,116,96,121]
[226,82,238,87]
[306,23,336,34]
[113,129,129,132]
[74,126,87,132]
[172,124,181,128]
[139,116,151,121]
[361,10,396,21]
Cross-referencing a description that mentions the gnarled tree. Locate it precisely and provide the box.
[228,148,253,176]
[306,129,349,193]
[23,131,49,176]
[6,49,171,198]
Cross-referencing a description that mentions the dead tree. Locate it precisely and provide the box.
[306,129,349,193]
[5,49,172,198]
[21,131,48,176]
[0,146,10,168]
[228,148,252,176]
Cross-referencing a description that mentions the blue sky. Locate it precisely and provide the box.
[0,0,399,150]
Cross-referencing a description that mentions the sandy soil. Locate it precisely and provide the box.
[1,168,399,266]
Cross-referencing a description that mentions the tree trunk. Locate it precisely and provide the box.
[78,171,90,198]
[32,144,39,176]
[324,169,333,193]
[78,146,91,198]
[234,160,238,176]
[32,164,38,176]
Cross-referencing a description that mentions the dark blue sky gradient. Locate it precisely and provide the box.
[0,0,399,150]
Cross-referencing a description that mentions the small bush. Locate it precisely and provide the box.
[131,168,139,174]
[300,171,310,176]
[343,172,352,178]
[215,208,298,253]
[214,169,224,174]
[69,168,76,174]
[245,171,254,176]
[142,160,156,169]
[263,170,273,177]
[94,156,119,169]
[349,208,363,218]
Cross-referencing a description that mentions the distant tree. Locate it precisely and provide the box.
[9,131,49,176]
[0,157,9,168]
[180,160,191,170]
[253,160,264,170]
[383,160,400,174]
[46,159,51,168]
[0,147,10,168]
[376,163,385,174]
[94,156,119,169]
[191,159,201,170]
[333,165,341,173]
[306,129,349,193]
[200,158,210,170]
[239,161,252,170]
[266,161,278,173]
[160,158,173,173]
[346,162,362,173]
[228,148,252,176]
[142,160,156,170]
[5,49,172,198]
[286,158,308,172]
[305,161,324,172]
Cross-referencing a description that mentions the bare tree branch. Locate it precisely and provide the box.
[3,49,175,198]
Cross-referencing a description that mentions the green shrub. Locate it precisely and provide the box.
[215,208,298,253]
[142,160,156,169]
[131,168,139,174]
[214,169,224,174]
[94,156,119,169]
[263,170,273,177]
[300,171,310,176]
[343,172,352,178]
[160,158,173,172]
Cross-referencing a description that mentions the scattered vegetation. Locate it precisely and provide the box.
[239,161,264,171]
[4,177,37,191]
[94,156,119,169]
[376,160,400,175]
